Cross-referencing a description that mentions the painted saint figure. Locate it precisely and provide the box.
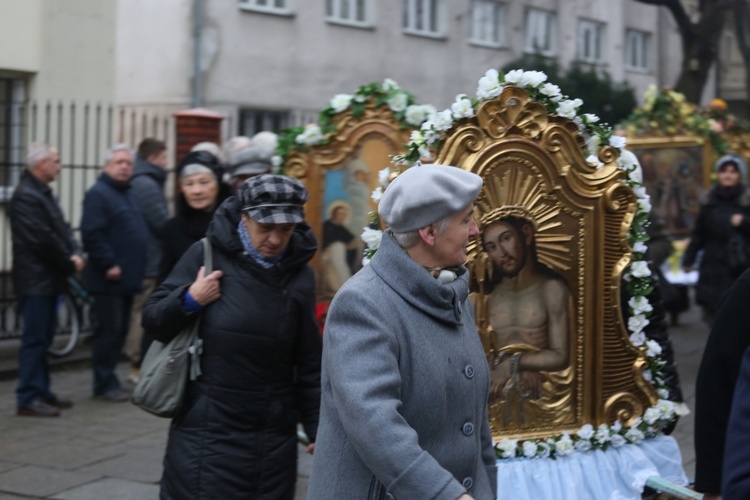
[481,210,572,412]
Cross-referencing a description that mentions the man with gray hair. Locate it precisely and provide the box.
[10,143,84,416]
[308,164,497,499]
[81,144,148,402]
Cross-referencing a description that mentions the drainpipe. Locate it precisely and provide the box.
[657,6,667,87]
[192,0,203,108]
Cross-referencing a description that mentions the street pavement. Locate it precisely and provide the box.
[0,299,708,499]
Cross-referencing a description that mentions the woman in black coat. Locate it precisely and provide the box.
[682,154,750,326]
[157,150,231,283]
[142,175,321,499]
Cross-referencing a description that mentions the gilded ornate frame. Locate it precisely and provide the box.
[285,105,413,296]
[436,87,658,440]
[626,135,712,238]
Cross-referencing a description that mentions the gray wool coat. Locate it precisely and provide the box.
[307,232,497,500]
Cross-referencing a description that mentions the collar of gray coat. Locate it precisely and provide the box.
[369,232,468,325]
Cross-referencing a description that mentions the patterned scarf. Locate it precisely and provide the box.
[237,221,285,269]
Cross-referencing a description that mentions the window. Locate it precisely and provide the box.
[577,19,604,63]
[625,29,650,71]
[238,0,291,15]
[469,0,507,48]
[326,0,371,26]
[0,77,25,199]
[239,109,289,137]
[403,0,443,37]
[523,9,556,55]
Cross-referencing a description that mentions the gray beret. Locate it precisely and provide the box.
[378,164,483,232]
[714,153,748,181]
[229,145,273,177]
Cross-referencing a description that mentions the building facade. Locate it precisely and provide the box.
[116,0,693,138]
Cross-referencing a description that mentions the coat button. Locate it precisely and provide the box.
[462,422,474,436]
[462,477,473,489]
[464,365,475,379]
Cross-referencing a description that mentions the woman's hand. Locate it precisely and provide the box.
[731,213,744,227]
[188,266,223,305]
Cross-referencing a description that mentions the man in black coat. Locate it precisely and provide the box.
[81,144,148,402]
[10,143,84,417]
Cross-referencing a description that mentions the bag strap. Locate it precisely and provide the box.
[202,237,213,274]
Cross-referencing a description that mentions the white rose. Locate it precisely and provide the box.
[630,331,647,346]
[417,145,434,161]
[521,70,548,88]
[378,167,391,187]
[628,165,644,184]
[556,99,583,119]
[633,241,648,254]
[295,124,324,145]
[522,440,538,458]
[555,434,575,456]
[574,439,592,453]
[638,196,652,214]
[271,155,282,167]
[382,78,399,91]
[330,94,353,113]
[609,135,628,149]
[628,296,653,315]
[422,129,440,146]
[657,388,670,399]
[625,427,645,444]
[657,399,676,419]
[630,261,651,278]
[577,424,595,440]
[476,69,503,100]
[410,130,424,145]
[612,420,623,432]
[610,434,627,448]
[628,314,650,335]
[643,407,661,425]
[361,255,371,267]
[538,441,552,459]
[361,228,383,250]
[496,438,518,458]
[387,92,408,112]
[540,83,562,102]
[646,339,663,357]
[643,369,654,382]
[432,109,454,131]
[584,113,600,123]
[586,134,601,157]
[504,69,525,85]
[421,104,438,121]
[594,424,610,443]
[405,105,426,126]
[451,95,474,119]
[353,93,367,103]
[371,186,383,203]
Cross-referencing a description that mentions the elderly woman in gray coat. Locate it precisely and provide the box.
[308,164,497,500]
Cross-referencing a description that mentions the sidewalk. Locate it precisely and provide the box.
[0,363,313,499]
[0,300,708,499]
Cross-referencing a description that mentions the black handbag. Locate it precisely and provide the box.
[727,231,750,273]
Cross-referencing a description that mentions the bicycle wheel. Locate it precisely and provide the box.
[48,293,80,358]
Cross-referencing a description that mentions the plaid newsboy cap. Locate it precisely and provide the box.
[238,174,309,224]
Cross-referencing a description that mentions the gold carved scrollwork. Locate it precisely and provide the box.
[435,84,656,441]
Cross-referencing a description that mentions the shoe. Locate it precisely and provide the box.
[44,393,74,409]
[93,387,131,402]
[17,400,61,417]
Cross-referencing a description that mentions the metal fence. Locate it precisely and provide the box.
[0,99,178,340]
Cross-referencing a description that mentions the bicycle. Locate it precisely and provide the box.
[47,276,94,358]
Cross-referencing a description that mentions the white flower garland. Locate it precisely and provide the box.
[362,68,682,460]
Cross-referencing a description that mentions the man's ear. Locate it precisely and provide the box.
[418,225,437,247]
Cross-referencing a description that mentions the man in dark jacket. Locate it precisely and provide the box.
[10,143,84,417]
[125,138,169,383]
[81,144,148,401]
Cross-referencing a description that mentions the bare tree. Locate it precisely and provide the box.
[634,0,730,103]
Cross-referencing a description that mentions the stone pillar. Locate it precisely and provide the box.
[172,107,225,165]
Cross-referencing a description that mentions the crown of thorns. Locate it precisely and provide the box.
[480,206,538,231]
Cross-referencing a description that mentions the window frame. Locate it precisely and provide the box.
[0,77,25,201]
[577,19,605,64]
[402,0,445,39]
[238,0,294,16]
[624,29,650,72]
[238,108,290,138]
[326,0,373,28]
[523,8,557,56]
[468,0,507,49]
